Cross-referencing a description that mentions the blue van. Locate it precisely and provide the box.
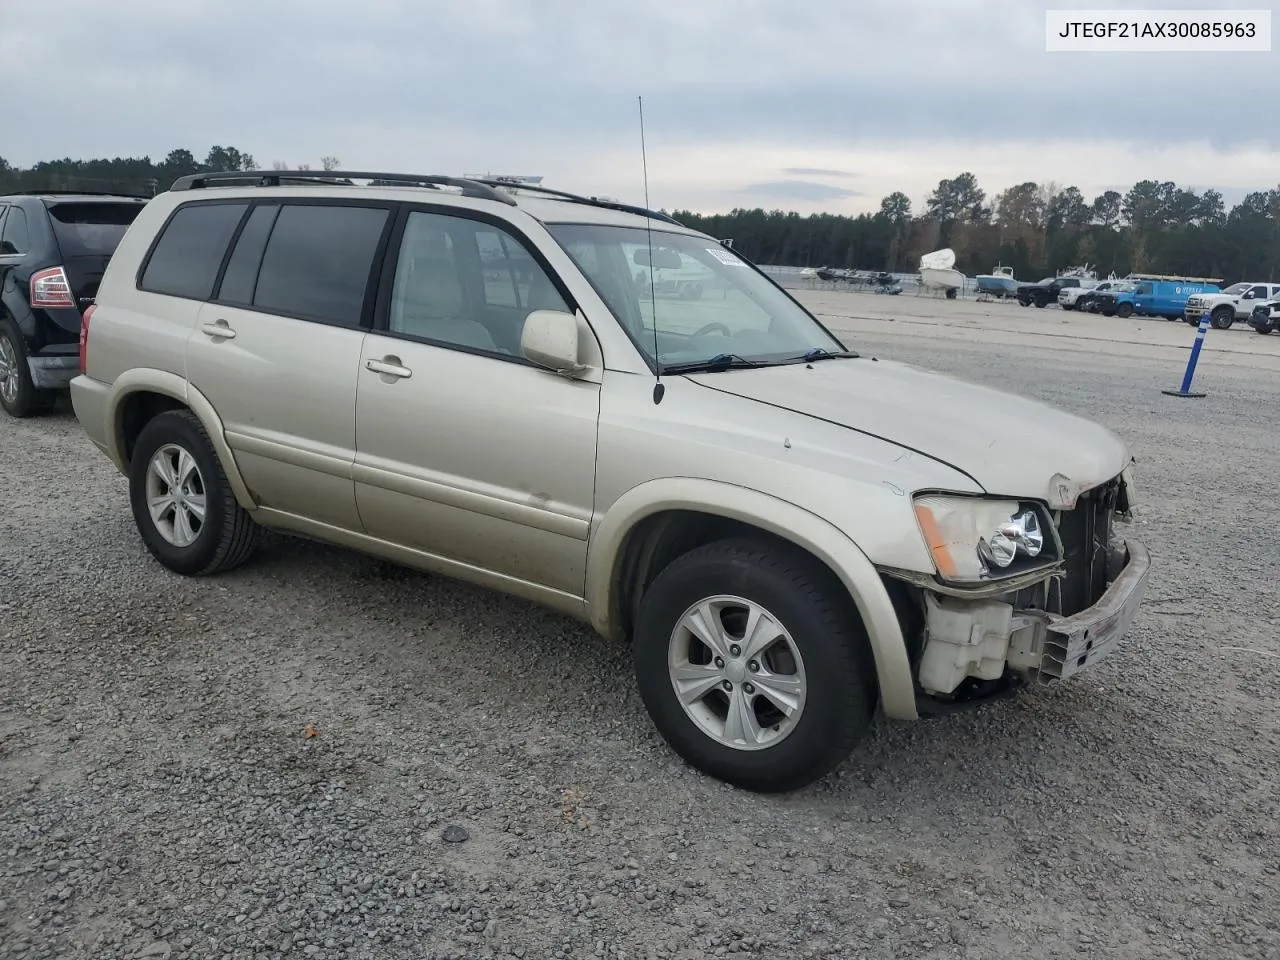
[1097,275,1222,319]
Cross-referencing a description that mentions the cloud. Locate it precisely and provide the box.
[739,180,862,201]
[2,0,1277,215]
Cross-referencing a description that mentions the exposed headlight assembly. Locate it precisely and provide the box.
[913,495,1051,583]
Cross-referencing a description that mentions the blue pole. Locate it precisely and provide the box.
[1162,314,1209,398]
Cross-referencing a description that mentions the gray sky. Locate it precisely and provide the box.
[3,0,1276,216]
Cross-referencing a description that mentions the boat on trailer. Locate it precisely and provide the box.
[975,264,1018,298]
[918,248,966,299]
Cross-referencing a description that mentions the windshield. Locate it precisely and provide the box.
[545,223,846,370]
[1222,282,1249,295]
[47,201,143,257]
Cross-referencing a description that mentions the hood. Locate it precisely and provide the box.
[686,358,1131,509]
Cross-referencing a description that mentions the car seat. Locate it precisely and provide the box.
[392,225,498,352]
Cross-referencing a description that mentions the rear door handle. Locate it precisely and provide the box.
[200,320,236,340]
[366,357,412,380]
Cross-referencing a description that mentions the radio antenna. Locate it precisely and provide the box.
[639,95,664,405]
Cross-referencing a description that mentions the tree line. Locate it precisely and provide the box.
[0,147,341,200]
[672,173,1280,283]
[3,150,1277,282]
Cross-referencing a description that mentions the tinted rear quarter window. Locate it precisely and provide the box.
[251,204,389,327]
[2,206,31,254]
[48,201,144,258]
[140,202,249,300]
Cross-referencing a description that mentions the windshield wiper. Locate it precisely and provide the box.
[661,353,763,374]
[793,347,860,362]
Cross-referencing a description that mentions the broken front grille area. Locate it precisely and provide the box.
[1051,477,1122,617]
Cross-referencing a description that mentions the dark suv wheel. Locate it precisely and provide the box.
[631,536,877,793]
[0,318,56,418]
[128,409,260,576]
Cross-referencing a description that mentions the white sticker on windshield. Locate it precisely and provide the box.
[706,246,745,266]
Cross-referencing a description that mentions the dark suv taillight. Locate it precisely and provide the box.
[31,266,75,309]
[80,304,96,374]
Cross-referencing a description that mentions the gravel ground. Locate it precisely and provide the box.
[2,295,1278,960]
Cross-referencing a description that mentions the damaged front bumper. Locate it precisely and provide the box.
[1036,538,1150,681]
[905,537,1150,713]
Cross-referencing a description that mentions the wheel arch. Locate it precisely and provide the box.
[586,478,919,720]
[105,370,257,512]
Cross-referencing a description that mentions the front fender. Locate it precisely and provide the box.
[103,369,258,513]
[586,477,919,721]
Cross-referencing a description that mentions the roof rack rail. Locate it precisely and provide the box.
[168,170,518,206]
[1126,272,1224,283]
[471,177,684,225]
[6,188,152,200]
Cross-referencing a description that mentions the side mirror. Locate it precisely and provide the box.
[521,309,586,375]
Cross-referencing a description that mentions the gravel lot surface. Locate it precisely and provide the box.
[2,291,1278,960]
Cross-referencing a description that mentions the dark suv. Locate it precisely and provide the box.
[0,191,149,417]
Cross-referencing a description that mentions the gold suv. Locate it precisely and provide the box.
[71,171,1150,792]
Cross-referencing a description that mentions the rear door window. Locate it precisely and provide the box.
[139,201,249,300]
[250,203,390,327]
[48,201,144,258]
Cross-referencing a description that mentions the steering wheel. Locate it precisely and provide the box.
[693,322,731,337]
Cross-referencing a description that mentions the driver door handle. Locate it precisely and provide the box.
[366,357,412,380]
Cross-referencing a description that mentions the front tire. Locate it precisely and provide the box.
[1116,302,1134,319]
[632,537,877,793]
[129,409,260,576]
[1210,306,1235,330]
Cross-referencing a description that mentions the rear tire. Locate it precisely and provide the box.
[631,536,877,793]
[128,409,260,576]
[1210,306,1235,330]
[0,319,55,419]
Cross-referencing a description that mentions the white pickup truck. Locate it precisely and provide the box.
[1183,282,1280,329]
